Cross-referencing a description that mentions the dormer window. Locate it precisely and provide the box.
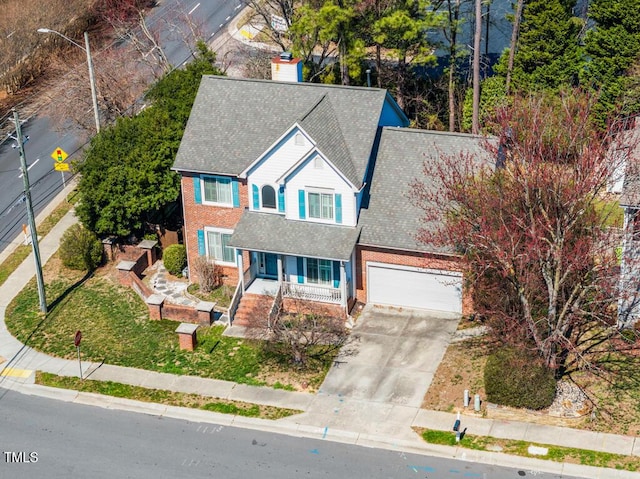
[262,185,276,209]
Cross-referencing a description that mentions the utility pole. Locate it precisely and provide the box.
[12,109,47,313]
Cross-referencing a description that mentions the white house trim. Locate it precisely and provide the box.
[239,123,315,179]
[277,147,358,192]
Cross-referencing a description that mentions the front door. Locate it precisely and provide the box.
[258,253,278,278]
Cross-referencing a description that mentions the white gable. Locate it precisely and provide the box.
[284,150,357,226]
[245,125,314,187]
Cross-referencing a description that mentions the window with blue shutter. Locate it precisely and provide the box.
[298,190,306,219]
[332,261,340,288]
[278,186,285,213]
[232,179,240,207]
[197,230,205,256]
[252,184,259,209]
[297,257,304,283]
[193,177,202,204]
[335,194,342,224]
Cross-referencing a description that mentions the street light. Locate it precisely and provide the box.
[37,28,100,133]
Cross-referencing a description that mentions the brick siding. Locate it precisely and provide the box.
[356,245,473,315]
[181,174,249,285]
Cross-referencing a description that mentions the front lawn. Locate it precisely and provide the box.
[6,258,331,390]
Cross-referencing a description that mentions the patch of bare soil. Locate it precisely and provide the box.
[423,334,640,436]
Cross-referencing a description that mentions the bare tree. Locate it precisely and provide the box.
[471,0,481,134]
[505,0,524,95]
[246,293,354,368]
[411,89,640,380]
[243,0,295,51]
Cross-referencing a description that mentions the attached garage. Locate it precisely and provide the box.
[367,262,462,314]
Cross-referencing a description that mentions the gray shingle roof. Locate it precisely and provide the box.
[172,76,394,189]
[229,210,360,261]
[358,127,492,254]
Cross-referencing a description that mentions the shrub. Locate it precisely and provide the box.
[192,256,223,293]
[163,244,187,276]
[484,347,557,410]
[59,224,103,271]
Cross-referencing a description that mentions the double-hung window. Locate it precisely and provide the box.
[308,192,334,220]
[203,176,232,205]
[206,230,235,264]
[307,258,332,286]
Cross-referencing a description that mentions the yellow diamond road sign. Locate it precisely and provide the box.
[54,162,70,171]
[51,147,68,163]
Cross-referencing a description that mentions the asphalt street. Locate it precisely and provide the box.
[0,0,243,254]
[0,391,585,479]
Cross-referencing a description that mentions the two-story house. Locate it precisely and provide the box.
[172,75,486,324]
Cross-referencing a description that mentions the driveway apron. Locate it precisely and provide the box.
[319,305,461,408]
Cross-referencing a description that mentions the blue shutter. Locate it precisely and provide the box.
[252,184,259,209]
[193,177,202,204]
[335,194,342,224]
[197,230,205,256]
[298,190,306,219]
[278,186,285,213]
[232,179,240,208]
[332,261,340,288]
[297,257,304,284]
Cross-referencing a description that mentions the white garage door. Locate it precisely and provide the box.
[367,263,462,313]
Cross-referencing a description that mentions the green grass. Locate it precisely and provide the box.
[187,283,233,308]
[595,198,624,228]
[6,266,332,389]
[36,372,300,420]
[0,191,78,287]
[418,428,640,471]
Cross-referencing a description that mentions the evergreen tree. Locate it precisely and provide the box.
[508,0,583,91]
[582,0,640,121]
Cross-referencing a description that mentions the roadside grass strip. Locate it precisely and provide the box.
[0,192,77,287]
[36,372,302,420]
[416,428,640,472]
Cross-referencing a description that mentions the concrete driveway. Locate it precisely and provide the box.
[319,304,461,408]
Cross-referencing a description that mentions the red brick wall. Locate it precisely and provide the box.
[356,245,473,315]
[162,303,200,323]
[181,174,249,285]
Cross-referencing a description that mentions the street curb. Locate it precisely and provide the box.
[0,178,78,265]
[3,381,638,479]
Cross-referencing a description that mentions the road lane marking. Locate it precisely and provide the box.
[18,158,40,178]
[0,367,33,378]
[188,3,200,15]
[226,15,231,21]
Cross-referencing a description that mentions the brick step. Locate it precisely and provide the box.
[232,294,273,327]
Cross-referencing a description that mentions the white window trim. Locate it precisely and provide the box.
[204,227,236,266]
[260,183,278,211]
[306,187,335,224]
[304,257,333,287]
[201,175,233,208]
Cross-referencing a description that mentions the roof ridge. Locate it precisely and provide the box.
[299,95,358,183]
[298,93,328,122]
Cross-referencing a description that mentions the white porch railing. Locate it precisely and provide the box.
[282,281,341,304]
[228,280,243,324]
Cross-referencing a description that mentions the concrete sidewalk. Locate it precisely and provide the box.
[0,187,637,479]
[0,24,638,477]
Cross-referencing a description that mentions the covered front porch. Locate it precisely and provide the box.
[241,253,351,306]
[228,210,360,316]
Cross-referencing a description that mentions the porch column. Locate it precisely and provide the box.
[277,255,283,283]
[340,261,347,310]
[237,249,244,292]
